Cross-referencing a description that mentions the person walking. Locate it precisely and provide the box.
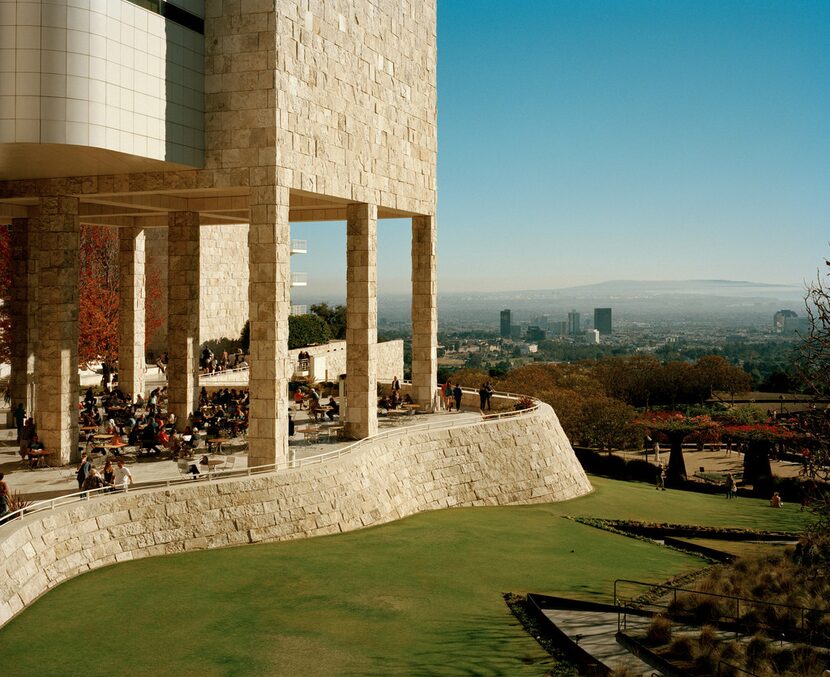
[0,473,10,519]
[656,463,666,490]
[725,473,736,500]
[76,453,92,491]
[13,403,25,441]
[453,383,463,412]
[113,459,133,491]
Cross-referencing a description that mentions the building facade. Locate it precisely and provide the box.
[567,309,581,336]
[0,0,438,468]
[594,307,612,335]
[499,309,511,338]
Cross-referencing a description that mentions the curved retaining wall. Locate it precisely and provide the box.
[0,403,591,628]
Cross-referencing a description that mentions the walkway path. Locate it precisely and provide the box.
[542,608,661,675]
[0,408,484,501]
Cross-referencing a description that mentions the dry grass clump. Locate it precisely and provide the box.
[645,614,672,644]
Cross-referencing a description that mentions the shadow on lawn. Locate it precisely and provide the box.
[368,611,554,676]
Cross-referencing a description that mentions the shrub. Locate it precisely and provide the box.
[746,633,770,667]
[667,636,694,661]
[645,615,672,645]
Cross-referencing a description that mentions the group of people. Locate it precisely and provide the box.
[293,386,339,421]
[75,452,133,493]
[441,382,464,412]
[200,347,247,374]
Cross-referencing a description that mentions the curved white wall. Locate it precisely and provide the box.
[0,0,204,168]
[0,402,591,629]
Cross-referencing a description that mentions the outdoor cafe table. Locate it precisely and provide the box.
[199,458,224,474]
[103,443,127,456]
[206,438,229,454]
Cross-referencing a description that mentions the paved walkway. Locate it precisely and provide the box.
[543,609,661,675]
[0,407,483,502]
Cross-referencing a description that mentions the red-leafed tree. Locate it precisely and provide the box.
[0,224,11,364]
[144,265,164,347]
[636,411,718,485]
[721,423,796,488]
[78,225,120,367]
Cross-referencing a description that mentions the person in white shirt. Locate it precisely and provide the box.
[113,459,133,490]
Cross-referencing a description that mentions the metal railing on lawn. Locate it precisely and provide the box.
[614,578,830,645]
[0,388,542,530]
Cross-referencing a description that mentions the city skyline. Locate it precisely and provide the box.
[293,0,829,296]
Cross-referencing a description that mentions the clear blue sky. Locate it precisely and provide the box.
[293,0,830,299]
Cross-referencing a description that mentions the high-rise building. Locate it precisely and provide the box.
[773,310,798,332]
[526,326,546,342]
[500,309,512,338]
[567,310,581,336]
[550,321,567,337]
[594,308,612,335]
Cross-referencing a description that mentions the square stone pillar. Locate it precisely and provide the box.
[34,197,80,465]
[247,181,291,468]
[411,215,438,408]
[345,203,378,439]
[118,226,146,402]
[6,218,36,427]
[167,212,200,427]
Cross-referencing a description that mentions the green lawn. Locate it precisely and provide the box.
[0,477,809,676]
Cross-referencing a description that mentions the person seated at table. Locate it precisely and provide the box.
[293,388,305,409]
[132,392,145,413]
[389,391,401,409]
[105,419,118,436]
[27,435,45,469]
[127,422,141,447]
[377,395,391,412]
[308,397,324,421]
[326,396,339,421]
[140,425,161,455]
[83,387,96,407]
[403,393,414,405]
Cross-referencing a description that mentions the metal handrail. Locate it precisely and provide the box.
[613,578,829,637]
[0,390,543,529]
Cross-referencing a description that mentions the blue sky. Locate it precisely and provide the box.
[293,0,830,299]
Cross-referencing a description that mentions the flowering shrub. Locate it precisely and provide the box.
[514,396,535,411]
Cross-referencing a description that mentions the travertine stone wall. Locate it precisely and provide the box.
[6,218,34,426]
[144,227,167,355]
[346,203,378,439]
[33,197,79,465]
[301,340,402,384]
[247,183,291,468]
[167,212,200,425]
[0,403,591,629]
[199,224,249,343]
[144,224,251,355]
[118,227,146,401]
[204,0,437,215]
[411,215,437,407]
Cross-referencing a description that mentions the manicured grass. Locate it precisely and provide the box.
[0,477,810,676]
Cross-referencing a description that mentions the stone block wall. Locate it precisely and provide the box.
[296,340,402,383]
[145,223,250,354]
[0,402,591,628]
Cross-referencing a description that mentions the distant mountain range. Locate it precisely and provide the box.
[296,279,808,328]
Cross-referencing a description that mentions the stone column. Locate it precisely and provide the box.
[345,203,378,439]
[34,197,80,465]
[167,212,200,428]
[118,226,146,402]
[247,181,291,468]
[411,215,438,408]
[6,218,35,427]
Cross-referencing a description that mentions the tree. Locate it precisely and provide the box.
[310,303,346,340]
[577,395,638,451]
[689,355,752,403]
[0,224,10,363]
[78,225,120,366]
[636,411,717,484]
[721,423,795,488]
[288,314,332,349]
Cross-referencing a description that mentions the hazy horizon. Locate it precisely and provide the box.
[290,1,829,297]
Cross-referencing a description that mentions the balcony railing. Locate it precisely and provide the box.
[290,272,308,287]
[290,305,308,316]
[290,239,308,254]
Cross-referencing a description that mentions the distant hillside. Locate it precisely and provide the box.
[295,279,807,328]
